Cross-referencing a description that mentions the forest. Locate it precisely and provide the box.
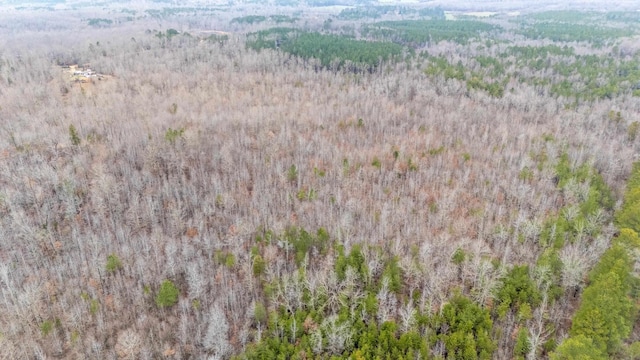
[0,0,640,359]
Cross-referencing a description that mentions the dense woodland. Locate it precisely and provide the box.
[1,1,640,359]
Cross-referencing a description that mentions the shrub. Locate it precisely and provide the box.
[106,254,123,274]
[335,244,367,281]
[551,334,606,360]
[40,320,54,336]
[69,124,81,146]
[371,157,382,169]
[382,256,402,293]
[628,121,639,142]
[90,299,100,314]
[437,295,496,359]
[617,162,640,232]
[254,302,267,324]
[155,280,179,308]
[571,264,633,354]
[252,255,266,277]
[296,188,317,201]
[626,342,640,359]
[87,18,113,27]
[496,265,541,312]
[164,127,184,144]
[287,164,298,183]
[192,299,201,310]
[451,248,466,265]
[519,167,534,182]
[214,250,236,268]
[514,327,530,359]
[282,226,329,265]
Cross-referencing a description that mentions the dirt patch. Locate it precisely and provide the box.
[64,64,112,84]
